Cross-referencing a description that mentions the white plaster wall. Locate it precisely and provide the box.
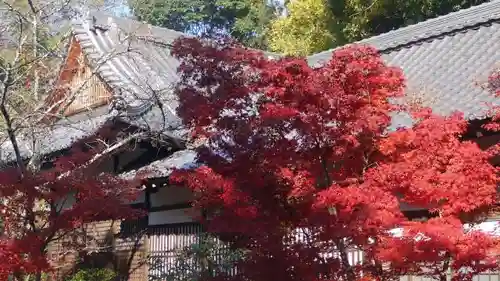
[150,185,193,207]
[390,220,500,237]
[467,220,500,235]
[148,208,199,225]
[147,186,197,225]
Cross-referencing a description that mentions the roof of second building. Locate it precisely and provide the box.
[308,0,500,122]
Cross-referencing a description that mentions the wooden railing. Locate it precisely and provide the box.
[148,224,238,280]
[146,224,499,281]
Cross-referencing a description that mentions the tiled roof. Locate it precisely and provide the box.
[0,107,113,164]
[78,2,500,130]
[4,2,498,163]
[1,14,191,164]
[72,12,184,117]
[0,107,187,165]
[308,0,500,124]
[72,12,279,126]
[120,149,197,179]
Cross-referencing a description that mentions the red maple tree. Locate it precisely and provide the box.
[484,68,500,133]
[0,126,144,281]
[170,37,500,281]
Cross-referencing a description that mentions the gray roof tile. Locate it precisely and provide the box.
[120,149,197,179]
[0,106,188,164]
[70,12,189,142]
[72,12,279,121]
[308,0,500,121]
[0,107,114,163]
[72,12,182,122]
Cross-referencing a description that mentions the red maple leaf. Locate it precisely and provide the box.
[169,36,499,281]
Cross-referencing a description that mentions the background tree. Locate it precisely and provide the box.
[128,0,280,49]
[170,36,499,281]
[268,0,334,55]
[268,0,490,55]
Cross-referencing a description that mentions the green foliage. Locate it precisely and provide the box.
[268,0,489,55]
[22,272,50,281]
[129,0,278,49]
[232,0,279,49]
[67,268,117,281]
[328,0,490,42]
[268,0,335,56]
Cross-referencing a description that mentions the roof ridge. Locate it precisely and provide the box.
[80,12,283,57]
[310,0,500,58]
[82,11,187,45]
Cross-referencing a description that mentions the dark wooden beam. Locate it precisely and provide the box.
[118,142,174,173]
[149,202,193,212]
[145,186,151,224]
[112,155,119,174]
[463,118,498,140]
[402,209,436,221]
[147,222,201,232]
